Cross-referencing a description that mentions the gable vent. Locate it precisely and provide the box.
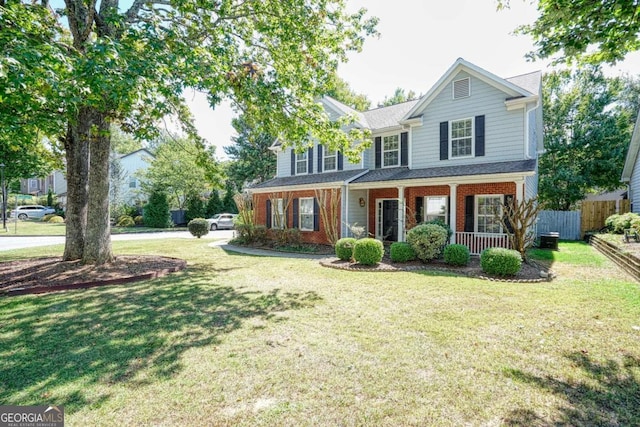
[453,77,470,99]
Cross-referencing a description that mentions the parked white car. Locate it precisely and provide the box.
[10,205,56,220]
[206,213,237,230]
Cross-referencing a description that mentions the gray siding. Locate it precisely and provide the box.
[276,142,363,178]
[630,152,640,213]
[411,71,526,169]
[344,189,368,237]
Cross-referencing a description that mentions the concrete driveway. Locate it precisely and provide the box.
[0,229,235,252]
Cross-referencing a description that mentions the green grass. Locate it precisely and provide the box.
[0,219,186,236]
[1,240,639,426]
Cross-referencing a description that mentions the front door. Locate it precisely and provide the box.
[377,199,398,241]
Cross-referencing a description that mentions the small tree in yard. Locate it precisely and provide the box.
[315,189,341,245]
[185,193,206,222]
[497,197,541,261]
[144,189,172,229]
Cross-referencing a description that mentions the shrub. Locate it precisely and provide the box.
[406,223,448,263]
[423,218,453,240]
[47,215,64,224]
[185,193,206,222]
[390,242,416,263]
[144,189,172,228]
[116,215,135,227]
[444,244,470,266]
[271,228,302,247]
[353,238,384,265]
[41,214,56,222]
[188,218,209,238]
[335,237,356,261]
[480,247,522,276]
[134,215,144,226]
[604,213,619,231]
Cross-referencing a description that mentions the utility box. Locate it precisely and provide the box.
[540,232,560,251]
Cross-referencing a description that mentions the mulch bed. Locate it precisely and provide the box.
[320,256,552,283]
[0,255,186,296]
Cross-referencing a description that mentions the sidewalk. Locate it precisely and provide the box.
[209,240,329,260]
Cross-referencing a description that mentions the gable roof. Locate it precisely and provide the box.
[321,96,369,128]
[505,71,542,96]
[119,148,155,160]
[622,111,640,182]
[402,58,538,121]
[362,100,420,130]
[252,169,368,190]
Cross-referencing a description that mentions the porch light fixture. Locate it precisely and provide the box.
[359,197,365,207]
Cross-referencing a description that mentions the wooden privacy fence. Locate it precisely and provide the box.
[537,200,630,240]
[580,199,630,236]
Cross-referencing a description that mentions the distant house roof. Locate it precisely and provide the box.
[351,159,537,184]
[118,148,155,160]
[252,169,368,190]
[584,189,627,202]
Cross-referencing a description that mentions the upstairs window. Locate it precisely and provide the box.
[129,178,137,188]
[450,118,473,158]
[383,134,400,167]
[453,77,470,99]
[324,149,337,172]
[476,195,502,233]
[296,152,308,175]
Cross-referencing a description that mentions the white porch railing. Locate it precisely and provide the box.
[455,232,510,255]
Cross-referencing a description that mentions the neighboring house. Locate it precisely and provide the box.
[111,148,155,205]
[251,58,543,254]
[622,112,640,213]
[20,170,67,198]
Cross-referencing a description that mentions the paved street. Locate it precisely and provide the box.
[0,230,235,252]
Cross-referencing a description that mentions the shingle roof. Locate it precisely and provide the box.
[252,169,368,189]
[505,71,541,96]
[351,159,536,184]
[362,100,420,130]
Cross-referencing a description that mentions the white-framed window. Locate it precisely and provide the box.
[299,197,314,231]
[476,195,502,233]
[450,118,473,158]
[453,77,470,99]
[271,198,285,229]
[383,134,400,167]
[296,152,308,175]
[324,148,337,172]
[129,178,137,188]
[425,196,448,223]
[29,179,38,189]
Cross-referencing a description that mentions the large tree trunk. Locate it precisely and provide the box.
[83,111,113,264]
[63,108,90,261]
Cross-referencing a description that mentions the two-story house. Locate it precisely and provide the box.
[250,59,543,254]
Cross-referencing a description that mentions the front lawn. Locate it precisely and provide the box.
[0,219,186,236]
[0,240,638,425]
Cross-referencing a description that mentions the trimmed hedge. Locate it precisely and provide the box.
[47,215,64,224]
[390,242,416,263]
[335,237,357,261]
[406,223,448,262]
[353,238,384,266]
[480,247,522,276]
[188,218,210,238]
[444,244,470,266]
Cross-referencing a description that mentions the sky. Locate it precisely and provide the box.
[187,0,640,160]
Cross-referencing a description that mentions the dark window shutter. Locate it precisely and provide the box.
[415,197,424,223]
[375,137,382,168]
[447,196,451,225]
[440,122,449,160]
[266,199,272,228]
[503,194,514,233]
[464,195,474,232]
[308,147,313,174]
[475,115,485,157]
[400,132,409,166]
[292,198,299,228]
[313,198,320,231]
[290,150,296,176]
[317,145,323,173]
[338,152,344,170]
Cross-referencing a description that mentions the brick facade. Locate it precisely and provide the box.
[253,189,342,245]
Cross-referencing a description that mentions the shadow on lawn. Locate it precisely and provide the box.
[503,351,640,426]
[0,265,321,412]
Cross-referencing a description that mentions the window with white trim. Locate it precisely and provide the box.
[296,152,308,175]
[324,149,337,172]
[425,196,448,223]
[476,195,502,233]
[272,198,285,229]
[129,177,137,188]
[450,118,473,158]
[453,77,470,99]
[29,179,38,189]
[383,134,400,167]
[299,198,314,231]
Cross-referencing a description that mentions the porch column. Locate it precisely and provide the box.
[449,183,458,244]
[515,180,524,202]
[398,186,405,242]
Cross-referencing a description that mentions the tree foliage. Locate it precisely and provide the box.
[378,88,418,107]
[326,74,371,111]
[498,0,640,65]
[540,67,637,210]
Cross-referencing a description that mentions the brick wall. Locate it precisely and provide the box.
[456,182,516,232]
[253,189,342,245]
